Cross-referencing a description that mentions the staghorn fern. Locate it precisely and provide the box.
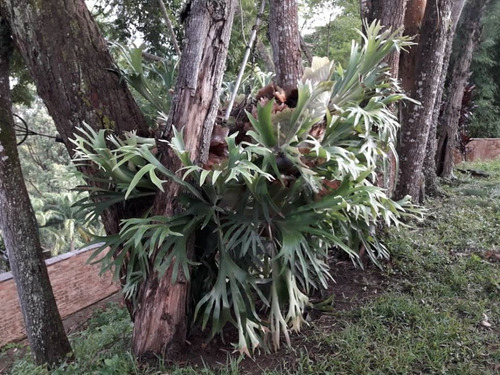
[73,21,422,355]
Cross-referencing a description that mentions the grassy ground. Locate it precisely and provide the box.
[3,160,500,374]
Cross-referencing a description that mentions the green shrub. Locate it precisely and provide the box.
[73,22,421,354]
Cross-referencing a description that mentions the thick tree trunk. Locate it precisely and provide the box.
[131,0,237,360]
[0,19,72,366]
[269,0,303,92]
[394,0,453,201]
[435,0,490,178]
[423,0,466,195]
[2,0,149,235]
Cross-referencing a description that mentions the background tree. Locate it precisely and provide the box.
[0,18,72,366]
[269,0,303,91]
[398,0,426,93]
[304,1,361,67]
[13,101,98,255]
[2,0,149,234]
[468,0,500,137]
[394,0,454,201]
[360,0,408,77]
[423,0,466,195]
[90,0,184,58]
[360,0,408,193]
[435,0,491,178]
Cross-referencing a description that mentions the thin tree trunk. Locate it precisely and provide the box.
[255,37,275,72]
[394,0,453,201]
[131,0,237,360]
[361,0,408,77]
[269,0,303,92]
[158,0,181,56]
[2,0,149,236]
[361,0,408,194]
[300,35,313,66]
[225,0,267,119]
[0,19,72,366]
[435,0,490,178]
[423,0,466,195]
[360,0,372,21]
[399,0,427,93]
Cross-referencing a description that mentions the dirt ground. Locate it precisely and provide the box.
[172,259,388,374]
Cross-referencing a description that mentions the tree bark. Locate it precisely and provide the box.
[435,0,490,178]
[131,0,237,360]
[2,0,150,235]
[255,37,275,73]
[361,0,408,77]
[361,0,408,194]
[0,19,72,366]
[269,0,303,92]
[300,35,313,66]
[394,0,453,201]
[423,0,466,195]
[399,0,427,93]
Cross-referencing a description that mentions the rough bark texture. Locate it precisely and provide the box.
[435,0,490,178]
[2,0,149,235]
[399,0,427,92]
[269,0,303,92]
[361,0,408,77]
[0,19,72,366]
[361,0,408,194]
[423,0,466,195]
[131,0,237,360]
[394,0,453,201]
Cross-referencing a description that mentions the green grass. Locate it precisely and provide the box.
[5,160,500,374]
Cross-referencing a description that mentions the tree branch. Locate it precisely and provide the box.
[225,0,267,120]
[158,0,182,56]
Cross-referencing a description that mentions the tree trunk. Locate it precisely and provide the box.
[394,0,453,201]
[435,0,490,178]
[399,0,427,93]
[423,0,466,195]
[300,35,313,66]
[361,0,408,194]
[361,0,408,77]
[2,0,150,235]
[255,37,275,73]
[268,0,303,92]
[131,0,237,360]
[0,19,72,366]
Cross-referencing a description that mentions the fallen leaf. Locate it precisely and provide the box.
[480,313,492,328]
